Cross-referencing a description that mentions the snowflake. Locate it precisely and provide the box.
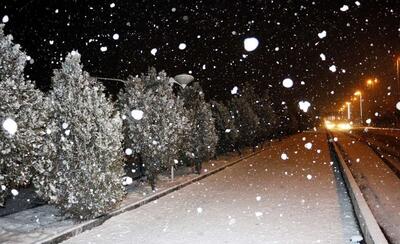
[318,30,327,39]
[2,118,18,135]
[131,109,144,120]
[231,86,238,95]
[243,37,259,52]
[282,78,293,88]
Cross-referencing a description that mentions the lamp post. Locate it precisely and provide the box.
[346,102,351,121]
[397,57,400,98]
[354,91,363,125]
[168,73,194,180]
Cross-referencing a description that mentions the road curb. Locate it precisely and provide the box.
[38,149,264,244]
[328,133,388,244]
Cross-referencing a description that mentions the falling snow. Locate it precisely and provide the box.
[131,109,144,120]
[230,86,238,95]
[2,118,18,135]
[178,43,187,50]
[282,78,293,88]
[329,65,337,72]
[2,15,9,23]
[317,30,327,39]
[243,37,259,52]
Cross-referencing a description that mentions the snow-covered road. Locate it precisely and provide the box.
[64,132,360,244]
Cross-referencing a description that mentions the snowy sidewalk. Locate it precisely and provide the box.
[64,132,360,244]
[0,147,258,244]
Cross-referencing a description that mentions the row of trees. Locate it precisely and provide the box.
[0,25,315,220]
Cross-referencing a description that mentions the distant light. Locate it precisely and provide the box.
[150,48,157,56]
[320,53,326,61]
[325,121,335,130]
[366,118,372,124]
[171,7,176,12]
[306,174,313,180]
[100,46,108,52]
[355,1,361,6]
[112,33,119,40]
[396,101,400,111]
[281,153,289,160]
[243,37,259,52]
[2,15,9,23]
[329,65,337,72]
[282,78,293,88]
[178,43,187,50]
[110,3,115,8]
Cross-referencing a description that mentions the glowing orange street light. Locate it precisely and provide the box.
[366,78,378,87]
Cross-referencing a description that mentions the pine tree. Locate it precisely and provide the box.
[254,90,278,141]
[275,103,299,136]
[241,83,277,143]
[210,100,238,153]
[228,96,259,150]
[0,25,52,206]
[179,82,218,173]
[119,68,190,189]
[35,51,125,219]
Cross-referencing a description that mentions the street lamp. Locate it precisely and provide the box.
[354,91,363,124]
[174,74,194,88]
[397,57,400,97]
[346,102,351,121]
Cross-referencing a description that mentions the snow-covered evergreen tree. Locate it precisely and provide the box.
[228,96,259,150]
[241,84,277,143]
[210,101,238,153]
[179,82,217,173]
[36,51,125,219]
[0,25,51,206]
[275,103,299,136]
[119,68,190,189]
[254,90,278,141]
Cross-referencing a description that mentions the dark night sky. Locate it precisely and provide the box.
[1,0,399,113]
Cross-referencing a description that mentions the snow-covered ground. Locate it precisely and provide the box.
[333,131,400,243]
[0,147,255,244]
[64,132,360,244]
